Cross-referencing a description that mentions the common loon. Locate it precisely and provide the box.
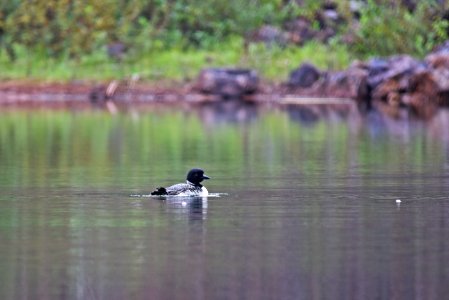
[151,168,210,196]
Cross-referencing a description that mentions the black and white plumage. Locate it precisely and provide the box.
[151,168,210,196]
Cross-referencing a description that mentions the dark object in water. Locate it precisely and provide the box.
[194,68,259,99]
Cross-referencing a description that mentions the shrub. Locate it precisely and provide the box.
[353,0,449,57]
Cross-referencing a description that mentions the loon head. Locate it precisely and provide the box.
[186,168,210,185]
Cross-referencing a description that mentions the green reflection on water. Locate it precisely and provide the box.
[0,110,445,190]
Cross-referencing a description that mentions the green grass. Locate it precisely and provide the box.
[0,38,351,83]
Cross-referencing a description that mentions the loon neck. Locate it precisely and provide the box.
[187,180,202,187]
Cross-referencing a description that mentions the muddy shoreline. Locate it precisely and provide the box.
[0,80,299,107]
[0,80,360,117]
[0,79,439,121]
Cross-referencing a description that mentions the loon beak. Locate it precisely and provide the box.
[203,174,210,180]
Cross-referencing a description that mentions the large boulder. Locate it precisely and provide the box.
[284,42,449,119]
[370,75,411,104]
[285,63,369,101]
[430,68,449,105]
[364,55,443,118]
[317,66,369,100]
[404,68,449,110]
[366,49,449,118]
[194,68,259,99]
[288,63,322,88]
[426,41,449,106]
[401,70,440,118]
[366,55,423,89]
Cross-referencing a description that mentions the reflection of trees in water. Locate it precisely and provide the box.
[0,108,448,189]
[285,105,320,125]
[194,100,258,125]
[365,109,449,144]
[284,103,359,126]
[428,110,449,163]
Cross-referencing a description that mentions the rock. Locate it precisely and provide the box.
[367,55,438,117]
[409,68,449,107]
[431,68,449,105]
[424,41,449,105]
[349,0,364,18]
[322,8,340,21]
[318,66,369,100]
[107,42,127,61]
[367,55,422,89]
[315,2,344,27]
[285,65,369,103]
[431,68,449,91]
[365,58,390,77]
[371,66,445,118]
[194,68,259,99]
[408,71,439,95]
[247,25,289,48]
[371,75,410,102]
[284,17,318,45]
[288,63,321,88]
[283,42,449,119]
[426,51,449,70]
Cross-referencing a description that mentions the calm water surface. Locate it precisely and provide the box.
[0,105,449,300]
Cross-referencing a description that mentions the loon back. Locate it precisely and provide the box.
[151,182,208,196]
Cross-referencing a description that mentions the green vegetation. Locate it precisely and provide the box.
[0,38,350,81]
[354,1,449,57]
[0,0,448,82]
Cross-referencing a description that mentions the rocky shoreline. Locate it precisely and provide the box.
[2,42,449,120]
[285,46,449,120]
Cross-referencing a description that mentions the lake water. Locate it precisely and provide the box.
[0,104,449,300]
